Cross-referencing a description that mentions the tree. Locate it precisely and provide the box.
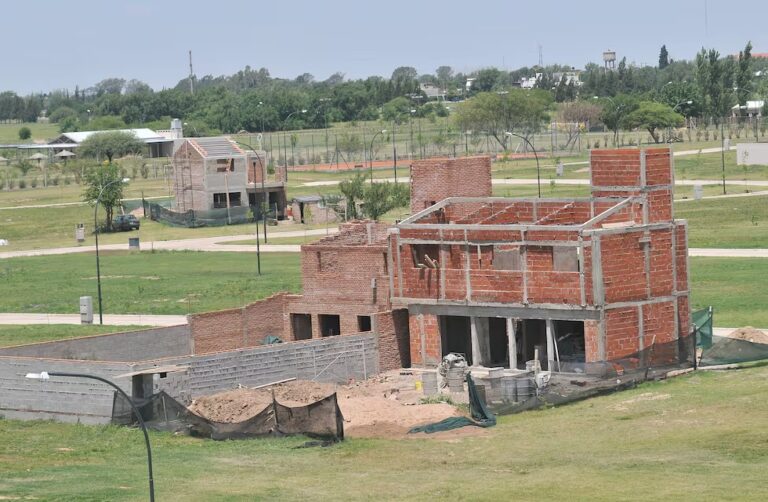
[361,180,409,221]
[124,79,152,95]
[659,45,670,69]
[18,126,31,140]
[599,94,639,145]
[556,101,603,148]
[622,101,684,143]
[695,48,733,124]
[453,89,552,149]
[736,41,753,106]
[435,66,454,89]
[339,171,366,220]
[93,78,126,96]
[82,163,127,231]
[381,97,411,123]
[78,131,145,163]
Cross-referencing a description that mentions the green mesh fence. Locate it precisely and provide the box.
[142,200,272,228]
[692,307,714,349]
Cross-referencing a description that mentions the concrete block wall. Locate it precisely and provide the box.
[0,325,191,362]
[0,357,133,424]
[410,156,492,213]
[151,333,380,401]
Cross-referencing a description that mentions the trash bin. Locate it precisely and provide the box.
[128,237,140,250]
[75,223,85,243]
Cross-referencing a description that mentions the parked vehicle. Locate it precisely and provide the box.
[113,214,140,231]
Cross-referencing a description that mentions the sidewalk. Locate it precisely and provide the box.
[0,313,188,326]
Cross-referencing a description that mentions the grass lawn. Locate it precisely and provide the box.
[676,195,768,248]
[689,257,768,328]
[0,324,150,348]
[0,251,301,315]
[2,366,768,500]
[0,122,60,144]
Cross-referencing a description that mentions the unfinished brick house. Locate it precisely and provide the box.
[389,148,690,373]
[172,137,287,218]
[179,149,689,375]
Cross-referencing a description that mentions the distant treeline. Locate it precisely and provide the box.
[1,43,765,135]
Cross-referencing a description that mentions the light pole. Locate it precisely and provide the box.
[26,371,155,502]
[232,139,269,270]
[94,177,130,325]
[369,129,386,181]
[318,98,331,163]
[505,131,541,198]
[669,100,693,142]
[282,109,306,181]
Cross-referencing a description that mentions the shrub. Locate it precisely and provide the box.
[30,177,38,188]
[18,127,31,140]
[19,179,26,189]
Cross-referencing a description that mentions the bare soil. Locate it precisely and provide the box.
[188,373,468,439]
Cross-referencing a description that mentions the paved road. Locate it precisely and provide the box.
[0,228,337,259]
[0,313,187,326]
[0,195,169,211]
[688,248,768,258]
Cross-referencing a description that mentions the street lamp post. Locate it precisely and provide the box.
[26,371,155,502]
[369,129,386,181]
[233,139,269,269]
[505,132,541,198]
[94,177,130,325]
[282,109,307,181]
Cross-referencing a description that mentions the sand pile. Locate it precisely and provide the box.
[727,327,768,344]
[187,375,464,438]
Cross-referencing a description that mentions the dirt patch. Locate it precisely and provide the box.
[727,327,768,344]
[610,392,671,411]
[188,374,466,438]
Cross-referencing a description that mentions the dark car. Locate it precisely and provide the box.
[113,214,140,231]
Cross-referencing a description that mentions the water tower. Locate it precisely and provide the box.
[603,50,616,70]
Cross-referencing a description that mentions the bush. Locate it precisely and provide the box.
[704,130,710,141]
[51,176,60,186]
[593,140,600,149]
[30,177,38,188]
[18,127,31,140]
[19,179,26,189]
[140,164,149,179]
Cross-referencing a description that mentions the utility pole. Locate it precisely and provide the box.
[188,50,195,95]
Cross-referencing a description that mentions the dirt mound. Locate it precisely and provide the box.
[188,380,335,423]
[727,327,768,344]
[189,388,272,423]
[188,375,464,438]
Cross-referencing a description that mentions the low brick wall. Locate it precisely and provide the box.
[188,293,296,354]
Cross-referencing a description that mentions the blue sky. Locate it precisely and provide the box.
[3,0,766,94]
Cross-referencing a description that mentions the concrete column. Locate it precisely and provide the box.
[546,319,555,371]
[470,317,481,366]
[507,318,517,370]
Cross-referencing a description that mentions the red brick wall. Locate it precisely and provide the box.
[600,232,647,303]
[410,156,492,213]
[409,313,441,366]
[375,309,411,371]
[189,293,293,354]
[604,307,641,360]
[301,245,390,306]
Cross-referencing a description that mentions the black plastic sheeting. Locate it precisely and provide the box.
[113,390,344,441]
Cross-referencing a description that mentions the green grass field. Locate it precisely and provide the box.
[689,257,768,327]
[0,122,60,144]
[2,366,768,500]
[0,251,301,315]
[0,324,150,348]
[0,251,764,328]
[677,195,768,248]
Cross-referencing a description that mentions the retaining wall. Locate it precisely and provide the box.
[0,332,380,424]
[0,325,191,362]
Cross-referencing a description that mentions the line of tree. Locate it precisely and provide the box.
[0,43,764,139]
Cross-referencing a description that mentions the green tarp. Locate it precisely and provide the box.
[409,373,496,434]
[692,306,713,349]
